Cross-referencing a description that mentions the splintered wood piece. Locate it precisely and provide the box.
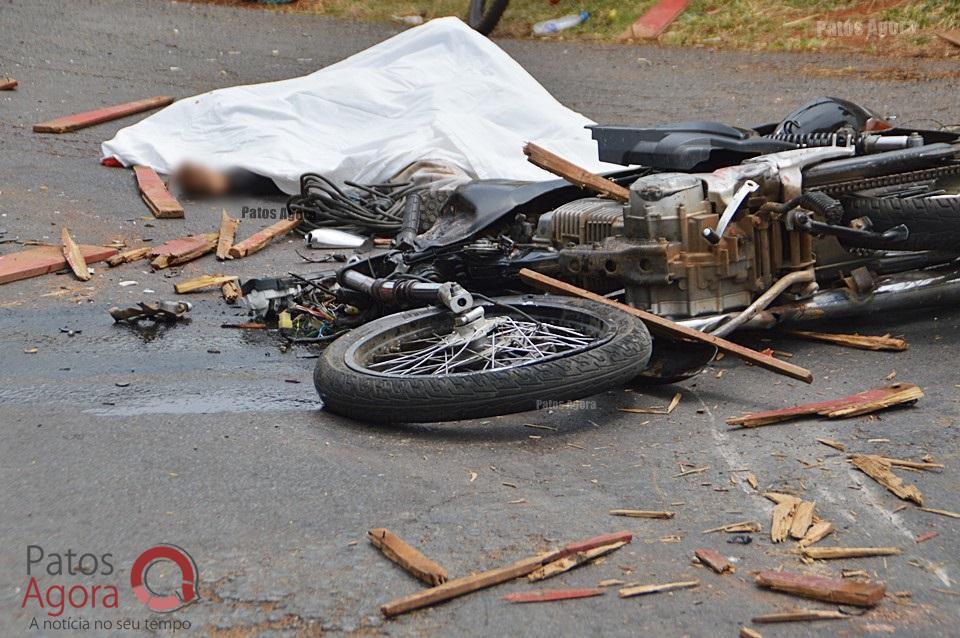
[216,210,240,260]
[702,521,762,534]
[784,329,908,352]
[528,541,627,582]
[222,280,242,304]
[503,587,605,603]
[755,570,885,607]
[609,509,675,519]
[380,531,631,617]
[802,546,901,560]
[34,96,174,133]
[107,246,153,267]
[619,579,700,598]
[229,217,300,259]
[620,392,682,415]
[745,473,759,489]
[367,528,448,586]
[0,244,116,285]
[817,438,846,451]
[740,628,763,638]
[727,383,922,427]
[753,609,848,623]
[518,269,813,383]
[798,521,835,548]
[764,492,801,505]
[880,457,944,471]
[60,228,91,281]
[771,499,799,543]
[174,275,238,294]
[919,507,960,519]
[850,454,923,505]
[789,502,816,539]
[0,78,18,90]
[134,165,184,219]
[694,548,734,574]
[150,232,219,269]
[523,142,631,202]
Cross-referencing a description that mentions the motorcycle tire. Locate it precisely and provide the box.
[467,0,510,35]
[840,195,960,251]
[315,295,652,423]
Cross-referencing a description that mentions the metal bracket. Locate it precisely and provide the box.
[703,179,759,245]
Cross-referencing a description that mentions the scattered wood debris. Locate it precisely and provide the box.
[618,579,699,598]
[739,628,763,638]
[798,521,835,548]
[771,496,800,543]
[150,232,219,269]
[916,531,939,544]
[880,457,944,471]
[816,438,845,451]
[919,507,960,519]
[727,383,923,427]
[528,541,627,582]
[229,217,300,259]
[620,392,681,415]
[598,579,625,587]
[503,588,605,603]
[174,275,238,294]
[367,528,448,586]
[107,246,152,267]
[221,279,242,304]
[673,465,709,478]
[694,548,734,574]
[134,165,184,219]
[850,454,923,505]
[109,301,191,323]
[801,546,901,560]
[34,96,174,133]
[379,531,631,617]
[752,609,848,623]
[703,521,762,534]
[216,210,240,260]
[755,570,885,607]
[789,501,816,540]
[0,78,17,90]
[783,329,908,352]
[745,473,759,489]
[60,228,91,281]
[842,569,870,579]
[609,509,674,519]
[523,142,630,202]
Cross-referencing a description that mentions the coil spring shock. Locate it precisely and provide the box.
[766,131,857,148]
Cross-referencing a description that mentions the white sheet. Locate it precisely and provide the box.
[101,17,621,194]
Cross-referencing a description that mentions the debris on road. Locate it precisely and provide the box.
[34,95,173,134]
[107,246,152,267]
[739,628,763,638]
[134,165,184,219]
[60,228,91,281]
[801,546,901,560]
[620,392,681,415]
[503,588,605,603]
[216,211,240,259]
[228,217,300,259]
[919,507,960,519]
[754,570,886,607]
[783,329,908,352]
[771,496,799,543]
[609,510,674,519]
[850,454,924,505]
[816,438,845,451]
[0,78,17,90]
[367,528,448,586]
[150,232,219,269]
[108,301,192,323]
[622,0,689,39]
[522,142,630,202]
[0,243,116,285]
[527,541,627,582]
[916,531,940,543]
[727,383,924,427]
[789,501,816,540]
[221,279,242,304]
[752,609,848,623]
[174,275,238,294]
[798,521,835,548]
[694,548,734,574]
[703,521,762,534]
[618,579,700,598]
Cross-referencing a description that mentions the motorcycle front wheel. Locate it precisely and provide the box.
[314,296,652,423]
[467,0,510,35]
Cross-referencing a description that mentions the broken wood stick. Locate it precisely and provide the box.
[150,232,219,270]
[620,392,681,415]
[523,142,631,202]
[0,78,17,91]
[739,628,763,638]
[107,246,153,267]
[783,329,908,352]
[518,268,813,383]
[228,217,300,259]
[503,587,605,603]
[694,548,734,574]
[771,498,798,543]
[755,570,885,607]
[727,383,923,427]
[216,210,240,260]
[134,165,184,219]
[60,228,91,281]
[609,509,674,519]
[752,609,848,623]
[702,521,762,534]
[174,275,238,295]
[34,96,174,134]
[850,454,923,505]
[801,546,901,560]
[221,280,242,304]
[798,521,835,548]
[528,541,626,582]
[618,579,699,598]
[380,530,631,617]
[919,507,960,519]
[789,501,816,540]
[880,457,944,471]
[367,528,448,586]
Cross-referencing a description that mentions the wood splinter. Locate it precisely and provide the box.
[60,228,91,281]
[503,588,605,603]
[755,570,885,607]
[801,546,901,560]
[174,275,238,294]
[850,454,923,505]
[609,509,675,519]
[619,579,700,598]
[216,210,240,260]
[528,541,627,582]
[107,246,153,267]
[694,548,734,574]
[753,609,848,623]
[367,528,448,586]
[229,217,301,259]
[784,329,908,352]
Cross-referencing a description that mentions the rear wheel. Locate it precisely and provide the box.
[467,0,510,35]
[315,296,652,423]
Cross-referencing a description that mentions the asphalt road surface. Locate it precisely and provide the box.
[1,1,959,636]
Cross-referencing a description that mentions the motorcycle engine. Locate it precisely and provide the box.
[538,173,757,318]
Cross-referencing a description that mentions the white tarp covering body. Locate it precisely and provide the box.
[101,17,620,194]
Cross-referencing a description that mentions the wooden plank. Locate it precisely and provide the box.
[609,509,675,519]
[107,246,153,267]
[33,96,174,133]
[528,541,627,582]
[0,78,17,91]
[503,588,605,603]
[784,329,908,352]
[755,570,885,607]
[727,383,922,427]
[216,210,240,260]
[619,579,699,598]
[518,269,813,383]
[150,232,219,270]
[850,454,923,505]
[367,528,448,586]
[624,0,689,39]
[174,275,238,294]
[134,165,184,219]
[229,217,300,259]
[753,609,848,623]
[522,143,631,202]
[801,546,901,560]
[694,548,734,574]
[0,244,116,286]
[60,228,91,281]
